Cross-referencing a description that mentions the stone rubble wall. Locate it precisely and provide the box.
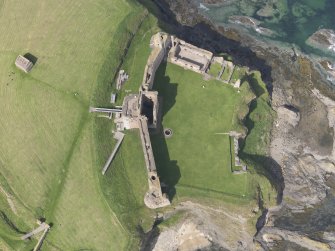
[138,116,157,173]
[138,116,170,208]
[142,33,171,91]
[168,36,213,74]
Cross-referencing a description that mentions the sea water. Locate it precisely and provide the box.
[195,0,335,59]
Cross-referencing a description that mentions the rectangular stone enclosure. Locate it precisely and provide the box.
[15,55,34,73]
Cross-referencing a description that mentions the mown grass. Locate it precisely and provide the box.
[0,0,152,250]
[0,0,278,249]
[91,10,160,249]
[151,63,252,200]
[149,63,276,208]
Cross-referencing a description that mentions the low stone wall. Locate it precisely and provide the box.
[101,132,125,175]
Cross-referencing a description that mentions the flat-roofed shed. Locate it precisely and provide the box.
[15,55,34,73]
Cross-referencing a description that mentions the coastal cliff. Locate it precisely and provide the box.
[139,0,335,250]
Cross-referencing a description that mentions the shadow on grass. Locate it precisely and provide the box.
[0,211,26,235]
[153,63,177,116]
[151,63,181,201]
[151,134,180,201]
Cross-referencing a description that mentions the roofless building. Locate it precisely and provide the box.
[15,55,34,73]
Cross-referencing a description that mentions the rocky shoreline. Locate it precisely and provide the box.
[139,0,335,249]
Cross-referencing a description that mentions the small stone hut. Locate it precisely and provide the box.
[15,55,34,73]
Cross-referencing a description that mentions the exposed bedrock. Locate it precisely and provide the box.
[138,0,335,249]
[307,29,335,55]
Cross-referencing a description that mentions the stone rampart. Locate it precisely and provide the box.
[138,116,170,208]
[141,33,171,91]
[138,116,157,173]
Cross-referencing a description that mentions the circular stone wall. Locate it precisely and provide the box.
[164,128,173,138]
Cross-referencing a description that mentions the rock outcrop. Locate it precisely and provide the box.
[276,105,300,128]
[307,29,335,55]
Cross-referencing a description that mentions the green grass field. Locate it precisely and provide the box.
[0,0,277,249]
[0,0,153,250]
[151,63,251,199]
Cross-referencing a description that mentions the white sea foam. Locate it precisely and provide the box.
[327,62,335,70]
[255,27,262,33]
[199,3,209,11]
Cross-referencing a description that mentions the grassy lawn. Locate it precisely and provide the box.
[221,65,232,82]
[0,0,151,250]
[207,62,222,78]
[151,63,252,200]
[0,0,278,249]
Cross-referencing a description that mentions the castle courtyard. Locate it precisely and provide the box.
[151,63,252,199]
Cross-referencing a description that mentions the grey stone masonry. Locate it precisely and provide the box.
[15,55,33,73]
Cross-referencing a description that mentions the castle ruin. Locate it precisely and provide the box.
[168,36,213,74]
[91,32,240,209]
[15,55,34,73]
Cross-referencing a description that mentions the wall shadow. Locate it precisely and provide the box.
[152,62,177,116]
[23,53,38,65]
[151,134,180,201]
[151,62,180,201]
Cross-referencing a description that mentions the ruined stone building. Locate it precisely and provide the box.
[168,36,213,74]
[142,33,171,91]
[113,88,169,208]
[92,32,239,209]
[15,55,34,73]
[112,34,170,208]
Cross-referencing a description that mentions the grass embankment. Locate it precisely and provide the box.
[240,71,278,208]
[92,11,161,249]
[0,1,154,250]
